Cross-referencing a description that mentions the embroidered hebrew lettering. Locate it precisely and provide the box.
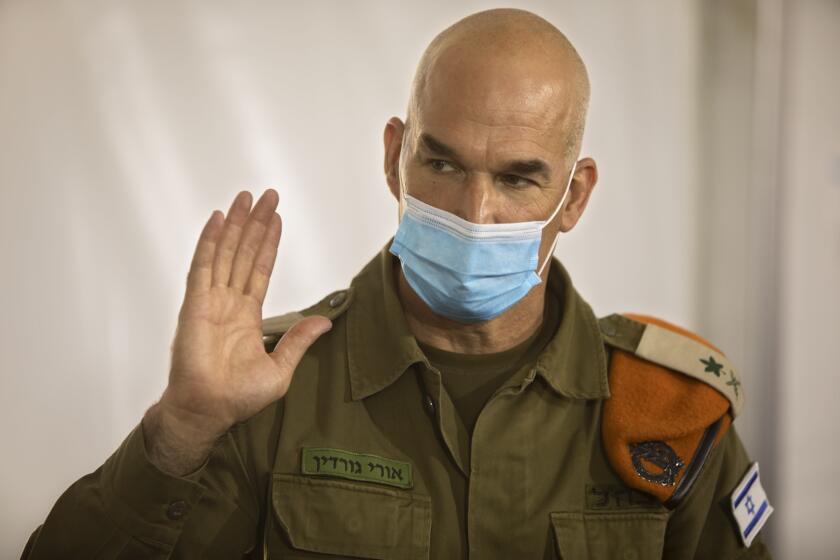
[589,486,610,508]
[301,447,413,489]
[585,485,660,510]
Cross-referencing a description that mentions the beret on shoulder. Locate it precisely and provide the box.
[599,313,744,509]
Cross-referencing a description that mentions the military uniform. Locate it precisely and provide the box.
[22,243,773,559]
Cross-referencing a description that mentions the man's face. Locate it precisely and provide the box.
[399,72,574,228]
[383,38,598,279]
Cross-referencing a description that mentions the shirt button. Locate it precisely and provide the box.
[423,394,435,416]
[329,291,346,308]
[166,500,189,521]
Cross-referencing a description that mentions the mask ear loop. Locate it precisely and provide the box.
[396,133,412,223]
[536,161,578,276]
[397,165,406,223]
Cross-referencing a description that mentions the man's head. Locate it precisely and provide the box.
[384,8,598,278]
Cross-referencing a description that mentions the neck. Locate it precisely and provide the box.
[394,259,547,354]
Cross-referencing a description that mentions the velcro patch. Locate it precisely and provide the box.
[586,485,660,511]
[731,462,773,547]
[301,447,413,489]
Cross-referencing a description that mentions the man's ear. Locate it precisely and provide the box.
[558,157,598,232]
[383,117,405,201]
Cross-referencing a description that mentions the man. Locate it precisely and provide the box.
[22,8,772,559]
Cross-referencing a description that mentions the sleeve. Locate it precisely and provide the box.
[661,425,774,559]
[20,400,284,560]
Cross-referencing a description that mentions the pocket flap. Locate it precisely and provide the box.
[550,511,669,560]
[272,474,431,559]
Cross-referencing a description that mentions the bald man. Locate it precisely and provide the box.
[23,8,772,559]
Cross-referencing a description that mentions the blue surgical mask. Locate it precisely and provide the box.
[389,162,576,323]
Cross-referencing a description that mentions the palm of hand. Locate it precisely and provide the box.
[168,288,279,429]
[161,190,331,437]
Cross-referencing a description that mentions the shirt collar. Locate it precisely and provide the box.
[346,240,609,401]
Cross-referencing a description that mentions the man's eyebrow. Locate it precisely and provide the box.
[420,132,553,182]
[501,159,552,182]
[419,133,461,160]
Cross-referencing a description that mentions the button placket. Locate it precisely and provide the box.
[418,367,470,477]
[468,383,533,558]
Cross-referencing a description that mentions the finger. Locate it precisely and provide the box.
[212,191,253,288]
[230,189,279,293]
[186,210,224,296]
[269,315,333,394]
[244,211,282,305]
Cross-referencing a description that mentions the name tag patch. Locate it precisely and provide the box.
[301,447,413,489]
[586,485,660,510]
[731,462,773,547]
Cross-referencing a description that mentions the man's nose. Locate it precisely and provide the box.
[456,173,495,224]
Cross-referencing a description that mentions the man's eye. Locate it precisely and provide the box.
[501,174,532,188]
[429,159,455,172]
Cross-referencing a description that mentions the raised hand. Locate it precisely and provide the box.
[143,189,331,475]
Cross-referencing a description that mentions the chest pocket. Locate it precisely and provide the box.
[550,511,669,560]
[268,473,432,559]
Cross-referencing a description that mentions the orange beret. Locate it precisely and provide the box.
[599,313,744,508]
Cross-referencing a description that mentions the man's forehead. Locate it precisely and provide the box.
[413,94,571,160]
[413,55,573,147]
[418,102,564,135]
[405,9,589,167]
[421,54,568,119]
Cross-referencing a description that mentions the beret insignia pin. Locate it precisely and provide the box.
[629,441,685,486]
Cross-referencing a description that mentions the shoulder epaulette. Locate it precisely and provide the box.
[262,287,354,352]
[598,313,744,509]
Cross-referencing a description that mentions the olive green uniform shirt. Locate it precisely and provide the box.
[22,243,772,559]
[418,284,560,436]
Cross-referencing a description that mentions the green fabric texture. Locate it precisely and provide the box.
[22,241,772,559]
[418,286,560,436]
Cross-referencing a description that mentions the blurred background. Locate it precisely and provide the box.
[1,0,837,557]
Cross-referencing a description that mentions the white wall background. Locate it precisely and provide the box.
[776,1,840,557]
[0,0,836,557]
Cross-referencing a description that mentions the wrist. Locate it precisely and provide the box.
[142,402,227,477]
[155,391,232,443]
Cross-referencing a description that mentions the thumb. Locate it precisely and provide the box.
[269,315,333,387]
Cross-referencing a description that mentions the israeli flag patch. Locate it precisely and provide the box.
[730,462,773,547]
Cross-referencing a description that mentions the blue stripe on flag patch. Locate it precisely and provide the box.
[744,500,768,538]
[734,471,758,508]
